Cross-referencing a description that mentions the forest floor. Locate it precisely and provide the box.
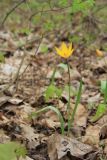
[0,1,107,160]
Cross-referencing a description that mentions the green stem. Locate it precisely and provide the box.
[66,60,71,133]
[71,78,82,127]
[51,67,57,85]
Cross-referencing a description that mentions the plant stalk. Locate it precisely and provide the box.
[51,67,57,85]
[66,60,71,133]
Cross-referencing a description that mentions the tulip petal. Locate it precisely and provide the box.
[55,47,65,58]
[55,47,61,55]
[61,42,68,54]
[55,42,74,59]
[70,49,74,55]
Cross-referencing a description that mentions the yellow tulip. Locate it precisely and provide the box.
[96,49,104,57]
[55,42,74,59]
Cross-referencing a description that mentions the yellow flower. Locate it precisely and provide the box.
[55,42,74,59]
[96,49,104,57]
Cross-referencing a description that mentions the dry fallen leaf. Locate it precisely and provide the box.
[97,115,107,126]
[70,68,81,80]
[8,97,23,105]
[0,129,10,143]
[0,112,9,125]
[0,96,10,107]
[19,156,33,160]
[21,124,40,149]
[47,70,62,79]
[45,110,59,122]
[37,109,61,129]
[82,125,100,146]
[41,118,60,129]
[103,139,107,154]
[100,124,107,139]
[48,133,94,160]
[71,103,88,127]
[17,103,35,120]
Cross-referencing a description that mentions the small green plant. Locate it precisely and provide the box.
[33,67,64,134]
[44,67,62,101]
[45,63,77,101]
[0,142,27,160]
[45,84,62,101]
[18,27,31,35]
[71,0,95,15]
[40,44,49,54]
[55,42,82,133]
[101,80,107,104]
[31,42,82,135]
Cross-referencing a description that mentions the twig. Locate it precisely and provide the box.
[1,0,26,27]
[19,33,44,79]
[35,33,44,55]
[13,50,26,84]
[29,5,71,21]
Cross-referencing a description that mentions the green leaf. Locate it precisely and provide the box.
[55,87,62,98]
[31,105,65,134]
[58,63,68,72]
[101,80,107,103]
[44,84,56,101]
[53,71,61,79]
[58,0,68,7]
[19,28,31,35]
[101,80,107,94]
[71,79,82,126]
[44,84,62,101]
[0,142,27,160]
[69,35,81,44]
[40,44,48,53]
[71,0,95,15]
[64,85,77,98]
[44,20,55,31]
[15,145,27,158]
[91,103,107,122]
[0,52,5,63]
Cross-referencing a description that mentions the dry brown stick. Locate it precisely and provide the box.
[1,0,26,27]
[29,5,71,21]
[19,33,44,80]
[0,0,28,93]
[12,1,33,87]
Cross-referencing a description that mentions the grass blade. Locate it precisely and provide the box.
[31,105,65,135]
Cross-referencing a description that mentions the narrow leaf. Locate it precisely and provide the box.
[31,106,65,135]
[91,103,107,122]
